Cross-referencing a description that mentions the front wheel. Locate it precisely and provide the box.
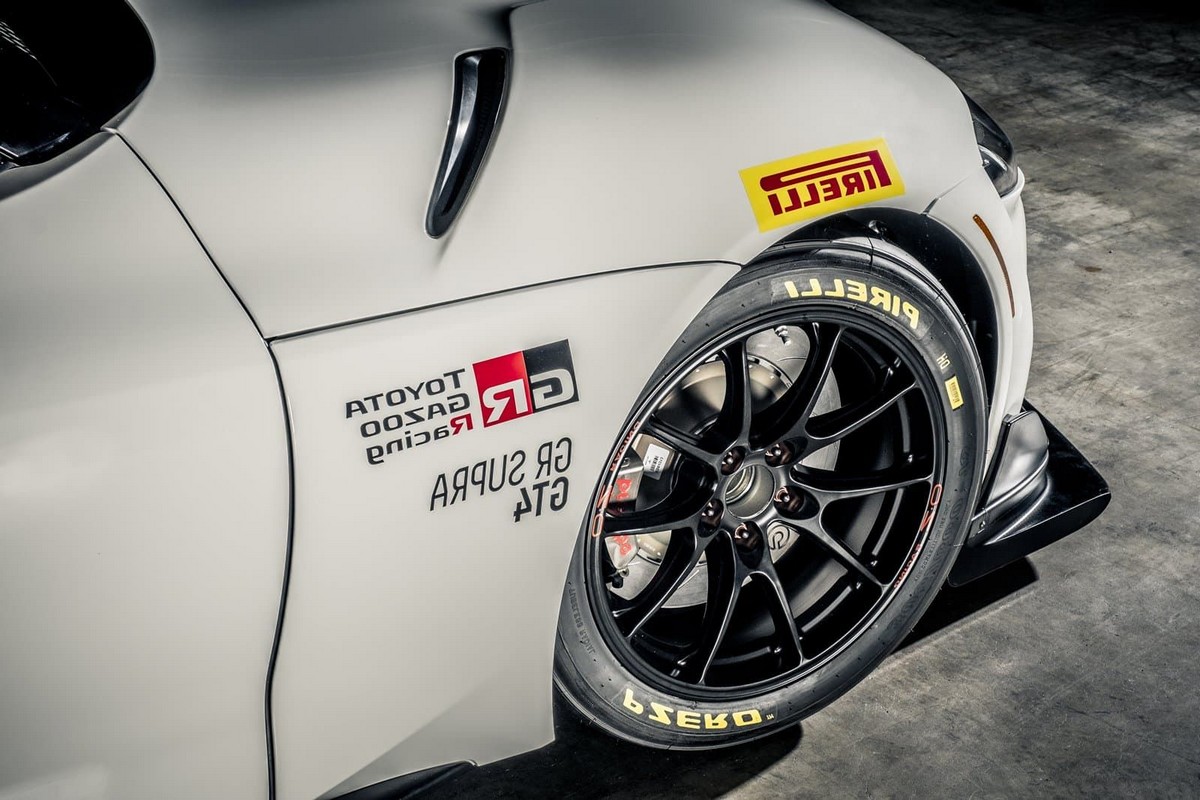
[555,246,987,748]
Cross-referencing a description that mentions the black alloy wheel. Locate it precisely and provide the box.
[556,246,986,747]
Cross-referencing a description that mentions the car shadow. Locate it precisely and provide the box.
[900,557,1040,651]
[420,558,1038,799]
[419,696,803,800]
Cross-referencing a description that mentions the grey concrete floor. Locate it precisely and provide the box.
[425,2,1200,796]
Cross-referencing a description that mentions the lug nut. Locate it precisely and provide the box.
[774,486,803,515]
[764,441,794,467]
[732,522,762,549]
[700,499,724,528]
[720,447,746,475]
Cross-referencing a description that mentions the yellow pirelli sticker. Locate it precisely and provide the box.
[739,138,905,232]
[945,376,964,410]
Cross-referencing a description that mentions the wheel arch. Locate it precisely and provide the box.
[749,208,1000,408]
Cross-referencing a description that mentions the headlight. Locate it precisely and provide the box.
[964,93,1019,196]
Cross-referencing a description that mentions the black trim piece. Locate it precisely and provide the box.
[948,404,1110,586]
[968,406,1050,547]
[114,132,296,800]
[1,2,154,169]
[425,48,509,238]
[333,763,473,800]
[963,92,1020,197]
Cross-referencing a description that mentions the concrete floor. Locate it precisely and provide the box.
[425,2,1200,796]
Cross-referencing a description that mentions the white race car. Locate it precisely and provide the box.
[0,1,1109,798]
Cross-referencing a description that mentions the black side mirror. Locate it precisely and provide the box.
[0,3,154,172]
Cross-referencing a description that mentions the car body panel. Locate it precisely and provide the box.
[269,261,737,799]
[116,0,979,339]
[926,167,1032,452]
[0,1,1070,798]
[0,136,288,799]
[118,0,509,340]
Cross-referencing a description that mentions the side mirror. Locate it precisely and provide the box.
[0,3,154,172]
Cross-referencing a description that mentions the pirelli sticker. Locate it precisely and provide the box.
[740,138,905,232]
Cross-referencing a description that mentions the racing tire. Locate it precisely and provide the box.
[554,243,987,748]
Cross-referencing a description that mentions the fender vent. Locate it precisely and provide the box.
[425,47,509,238]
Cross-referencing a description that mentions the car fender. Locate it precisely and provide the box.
[268,262,737,799]
[116,0,980,339]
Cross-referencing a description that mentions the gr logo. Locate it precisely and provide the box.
[472,340,579,427]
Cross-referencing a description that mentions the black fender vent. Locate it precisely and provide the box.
[425,47,510,238]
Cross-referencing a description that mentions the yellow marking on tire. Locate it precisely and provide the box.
[945,375,964,410]
[648,702,673,726]
[774,276,922,330]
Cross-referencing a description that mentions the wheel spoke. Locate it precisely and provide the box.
[751,322,842,447]
[791,463,932,500]
[686,535,744,685]
[614,531,705,637]
[602,485,708,536]
[753,557,805,662]
[642,418,715,465]
[705,339,753,447]
[807,374,917,448]
[798,519,884,589]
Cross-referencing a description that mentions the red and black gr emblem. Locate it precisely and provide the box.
[472,339,579,427]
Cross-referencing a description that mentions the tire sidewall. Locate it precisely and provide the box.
[556,249,987,748]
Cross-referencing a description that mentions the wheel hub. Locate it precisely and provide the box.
[723,464,775,519]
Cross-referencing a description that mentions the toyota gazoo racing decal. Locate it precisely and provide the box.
[343,340,579,465]
[739,138,905,232]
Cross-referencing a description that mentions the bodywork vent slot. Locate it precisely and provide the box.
[425,47,509,238]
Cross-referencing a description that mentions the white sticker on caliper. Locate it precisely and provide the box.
[643,443,671,479]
